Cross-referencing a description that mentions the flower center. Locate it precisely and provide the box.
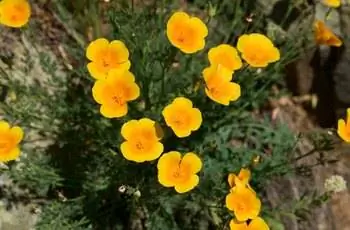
[236,202,246,212]
[111,93,125,106]
[102,58,110,68]
[135,141,145,151]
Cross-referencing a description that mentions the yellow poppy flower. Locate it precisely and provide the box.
[166,11,208,54]
[314,20,342,47]
[120,118,164,163]
[337,108,350,142]
[0,120,24,162]
[227,168,256,194]
[237,33,280,68]
[230,217,270,230]
[0,0,31,28]
[208,44,242,72]
[92,69,140,118]
[203,65,241,105]
[226,186,261,221]
[86,38,131,80]
[323,0,340,8]
[162,97,202,138]
[157,151,202,193]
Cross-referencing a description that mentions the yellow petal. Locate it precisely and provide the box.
[86,38,109,61]
[10,126,24,144]
[157,151,181,172]
[92,80,108,104]
[158,171,175,187]
[0,147,20,162]
[237,34,250,53]
[323,0,341,8]
[173,97,193,107]
[229,219,248,230]
[121,120,138,140]
[174,175,199,193]
[107,68,135,83]
[190,108,202,131]
[238,168,251,184]
[181,38,206,54]
[100,104,128,118]
[228,173,236,187]
[120,142,146,163]
[142,142,164,161]
[249,217,270,230]
[181,152,202,174]
[172,128,192,138]
[0,121,10,132]
[87,62,108,80]
[208,44,242,72]
[189,17,208,38]
[109,40,130,63]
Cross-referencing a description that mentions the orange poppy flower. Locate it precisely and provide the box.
[166,12,208,54]
[314,20,342,47]
[208,44,242,72]
[0,120,24,162]
[157,151,202,193]
[92,69,140,118]
[0,0,31,28]
[237,33,280,68]
[162,97,202,138]
[86,38,131,80]
[120,118,164,162]
[226,185,261,221]
[202,65,241,105]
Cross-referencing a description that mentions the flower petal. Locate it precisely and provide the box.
[92,80,109,104]
[249,217,270,230]
[157,151,181,172]
[189,17,208,38]
[120,141,146,163]
[121,120,138,140]
[87,62,108,80]
[109,40,130,64]
[181,152,202,174]
[0,147,20,162]
[143,142,164,161]
[10,126,24,144]
[100,104,128,118]
[190,108,202,131]
[0,121,10,132]
[86,38,109,61]
[229,219,248,230]
[174,175,199,193]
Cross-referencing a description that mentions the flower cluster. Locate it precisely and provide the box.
[226,168,269,230]
[84,10,280,201]
[0,0,29,162]
[0,0,31,28]
[0,120,24,162]
[202,32,279,106]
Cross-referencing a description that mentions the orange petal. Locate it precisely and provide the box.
[174,175,199,193]
[100,104,128,118]
[86,38,109,61]
[10,126,24,144]
[181,152,202,174]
